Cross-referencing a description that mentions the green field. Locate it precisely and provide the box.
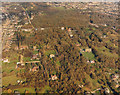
[95,46,118,58]
[3,75,21,86]
[13,87,36,93]
[82,52,95,60]
[39,85,51,93]
[45,50,56,56]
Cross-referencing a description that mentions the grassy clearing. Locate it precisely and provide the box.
[45,50,56,56]
[84,74,100,90]
[82,52,95,60]
[13,87,35,93]
[23,57,31,62]
[95,46,118,58]
[33,50,38,54]
[39,85,51,93]
[2,75,20,86]
[2,62,16,73]
[56,61,61,66]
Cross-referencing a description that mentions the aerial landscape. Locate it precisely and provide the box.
[1,2,120,94]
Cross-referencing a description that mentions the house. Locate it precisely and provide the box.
[16,80,23,84]
[38,52,42,58]
[25,90,29,93]
[3,58,9,63]
[87,60,89,63]
[32,54,38,59]
[103,35,107,38]
[30,66,39,72]
[101,35,107,38]
[17,80,21,84]
[78,85,84,88]
[41,28,45,30]
[80,49,85,52]
[14,90,20,94]
[51,75,58,80]
[76,43,81,47]
[50,54,55,58]
[61,27,64,30]
[15,45,28,50]
[104,88,110,94]
[16,62,25,69]
[70,34,73,38]
[68,28,72,32]
[111,74,119,81]
[90,60,95,63]
[115,83,120,88]
[33,46,36,50]
[85,48,92,52]
[21,29,32,32]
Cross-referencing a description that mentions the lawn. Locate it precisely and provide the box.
[95,46,118,58]
[39,85,51,93]
[13,87,36,93]
[45,50,56,56]
[33,50,38,54]
[84,74,100,90]
[56,61,61,66]
[2,75,20,86]
[23,57,31,62]
[2,62,16,73]
[82,52,95,60]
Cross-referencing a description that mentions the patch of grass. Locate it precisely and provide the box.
[82,52,95,60]
[33,50,38,54]
[23,57,31,62]
[13,87,35,93]
[2,75,20,86]
[39,85,51,93]
[2,62,16,73]
[85,74,100,90]
[45,50,56,56]
[95,46,118,58]
[56,61,61,66]
[52,71,56,75]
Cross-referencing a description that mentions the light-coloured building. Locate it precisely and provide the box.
[50,54,55,58]
[51,75,58,80]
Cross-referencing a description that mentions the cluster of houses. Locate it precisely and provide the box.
[49,74,58,81]
[60,27,74,38]
[16,62,25,69]
[67,28,74,38]
[80,48,96,64]
[31,54,40,60]
[111,74,120,88]
[30,66,39,72]
[16,79,23,84]
[2,58,10,63]
[14,45,28,50]
[80,48,92,53]
[87,60,95,63]
[50,54,55,59]
[16,61,40,72]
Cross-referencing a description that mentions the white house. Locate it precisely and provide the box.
[51,75,58,80]
[3,59,9,63]
[50,54,55,58]
[61,27,64,30]
[90,60,95,63]
[104,88,110,94]
[41,28,45,30]
[70,34,73,38]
